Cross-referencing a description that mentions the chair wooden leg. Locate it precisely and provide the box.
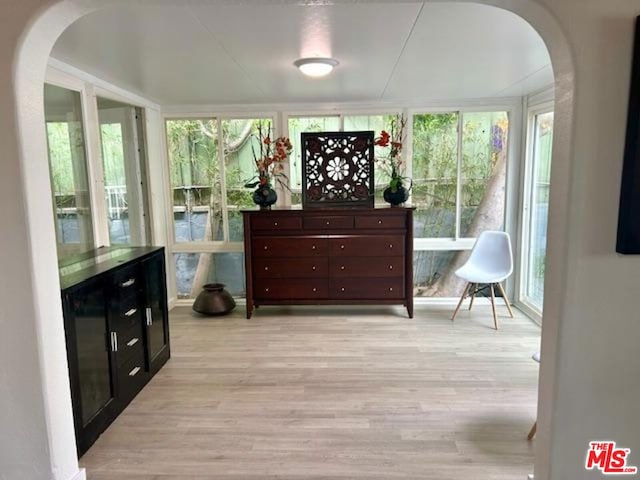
[496,282,514,318]
[490,283,499,330]
[468,283,476,311]
[452,283,470,322]
[527,421,537,440]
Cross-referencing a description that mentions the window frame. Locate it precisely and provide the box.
[516,101,554,322]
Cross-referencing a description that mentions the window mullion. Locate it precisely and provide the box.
[217,118,230,243]
[455,112,463,240]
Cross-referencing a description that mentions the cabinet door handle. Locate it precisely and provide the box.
[127,337,139,347]
[110,332,118,352]
[121,278,135,288]
[128,367,141,377]
[125,308,137,317]
[145,307,153,326]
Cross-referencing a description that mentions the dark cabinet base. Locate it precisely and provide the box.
[61,247,170,456]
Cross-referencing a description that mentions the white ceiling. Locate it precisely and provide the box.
[50,3,553,106]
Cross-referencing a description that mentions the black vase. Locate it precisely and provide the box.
[252,185,277,210]
[192,283,236,316]
[383,185,409,206]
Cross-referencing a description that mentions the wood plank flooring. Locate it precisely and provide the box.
[81,304,541,479]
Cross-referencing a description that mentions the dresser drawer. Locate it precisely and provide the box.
[355,214,406,230]
[255,257,328,278]
[111,297,142,333]
[252,215,302,231]
[329,277,405,299]
[329,256,404,278]
[254,278,328,299]
[329,235,404,257]
[112,264,140,292]
[253,237,328,257]
[304,215,353,230]
[117,347,146,401]
[116,324,144,367]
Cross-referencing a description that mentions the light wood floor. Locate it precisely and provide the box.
[81,304,541,480]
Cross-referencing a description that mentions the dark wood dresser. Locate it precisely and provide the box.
[242,207,414,318]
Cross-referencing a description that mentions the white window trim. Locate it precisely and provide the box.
[515,100,554,322]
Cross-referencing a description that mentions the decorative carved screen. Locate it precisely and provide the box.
[301,131,375,208]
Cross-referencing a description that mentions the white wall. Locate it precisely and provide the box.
[1,1,639,480]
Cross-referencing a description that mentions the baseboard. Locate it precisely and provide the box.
[68,469,86,480]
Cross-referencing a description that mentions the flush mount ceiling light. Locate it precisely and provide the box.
[294,57,339,77]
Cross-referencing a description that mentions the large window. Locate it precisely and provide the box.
[521,110,553,312]
[411,111,509,297]
[166,109,512,301]
[44,84,95,260]
[165,117,273,298]
[98,97,150,245]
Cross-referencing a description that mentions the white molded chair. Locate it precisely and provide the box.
[451,231,514,329]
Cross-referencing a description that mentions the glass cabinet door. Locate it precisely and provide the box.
[65,279,115,427]
[143,253,168,361]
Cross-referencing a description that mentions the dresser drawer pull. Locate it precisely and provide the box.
[326,221,330,225]
[389,244,393,249]
[340,265,345,270]
[312,287,317,292]
[125,308,137,317]
[312,266,316,271]
[126,337,139,347]
[389,287,394,292]
[340,244,345,250]
[128,367,141,377]
[263,245,268,250]
[121,278,135,288]
[341,287,345,292]
[378,220,383,225]
[312,245,316,250]
[274,221,278,226]
[389,265,394,270]
[265,287,270,293]
[264,266,269,271]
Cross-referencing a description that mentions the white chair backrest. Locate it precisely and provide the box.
[467,231,513,277]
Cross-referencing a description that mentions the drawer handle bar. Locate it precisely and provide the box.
[125,308,137,317]
[127,338,139,347]
[128,367,141,377]
[145,307,153,326]
[121,278,135,288]
[110,332,118,352]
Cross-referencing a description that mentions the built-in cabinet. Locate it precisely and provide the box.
[60,247,169,456]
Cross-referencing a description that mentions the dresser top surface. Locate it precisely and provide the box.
[242,206,415,215]
[59,246,163,291]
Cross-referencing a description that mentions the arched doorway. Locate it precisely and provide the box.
[7,2,574,479]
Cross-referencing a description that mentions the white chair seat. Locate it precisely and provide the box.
[455,263,510,284]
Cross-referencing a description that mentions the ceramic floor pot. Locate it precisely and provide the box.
[193,283,236,315]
